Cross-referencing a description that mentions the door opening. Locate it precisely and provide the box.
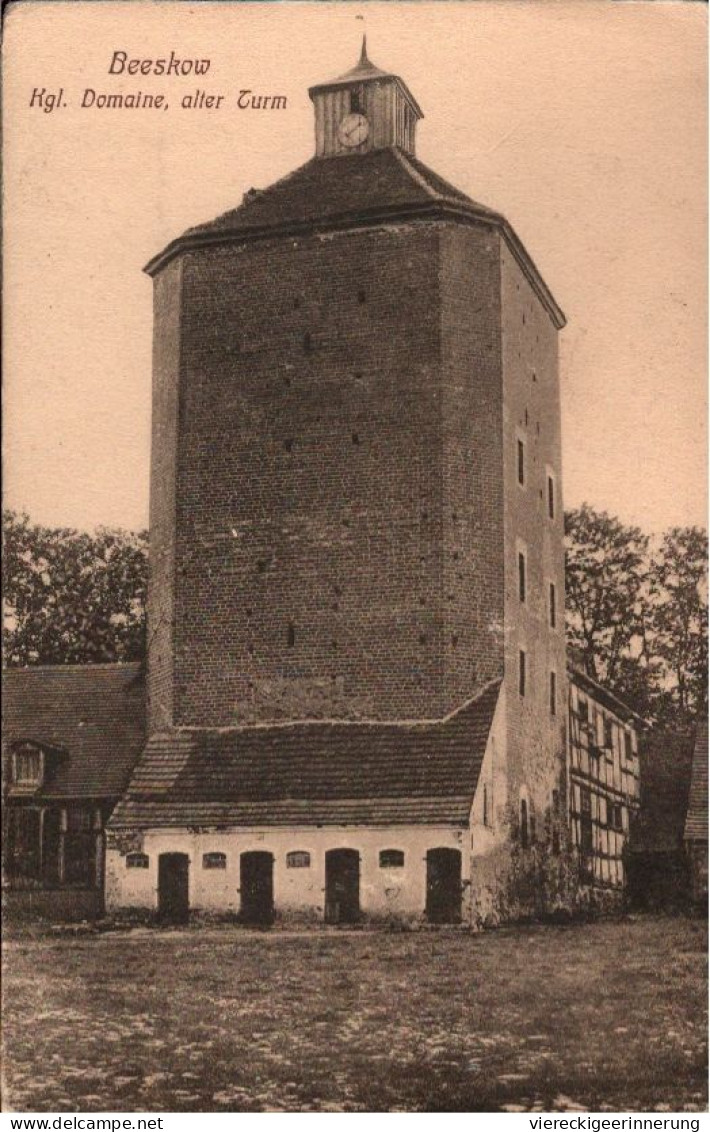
[240,851,274,925]
[157,852,190,923]
[325,848,360,924]
[425,847,462,923]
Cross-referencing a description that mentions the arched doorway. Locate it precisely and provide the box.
[425,848,462,923]
[325,848,360,924]
[157,852,190,923]
[240,851,274,925]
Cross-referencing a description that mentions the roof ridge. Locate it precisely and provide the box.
[390,146,445,201]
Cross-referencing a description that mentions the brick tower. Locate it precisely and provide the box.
[144,40,567,829]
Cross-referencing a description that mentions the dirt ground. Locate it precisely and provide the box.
[2,914,707,1113]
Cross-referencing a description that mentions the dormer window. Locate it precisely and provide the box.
[13,744,43,788]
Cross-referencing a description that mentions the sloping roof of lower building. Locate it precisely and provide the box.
[684,721,708,842]
[109,678,502,829]
[3,663,145,800]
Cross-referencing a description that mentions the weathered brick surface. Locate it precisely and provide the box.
[167,224,449,725]
[147,215,565,760]
[440,224,505,703]
[147,259,182,732]
[500,239,568,874]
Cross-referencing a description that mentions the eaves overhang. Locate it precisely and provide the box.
[144,201,566,330]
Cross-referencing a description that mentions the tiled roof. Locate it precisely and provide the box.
[181,148,490,239]
[3,664,145,800]
[143,148,565,329]
[685,721,708,842]
[568,664,647,727]
[109,678,502,829]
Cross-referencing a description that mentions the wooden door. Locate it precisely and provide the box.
[325,848,360,924]
[157,853,190,923]
[240,851,274,925]
[426,848,462,923]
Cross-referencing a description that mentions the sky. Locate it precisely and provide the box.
[3,0,707,536]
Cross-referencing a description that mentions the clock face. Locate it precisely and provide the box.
[338,112,369,149]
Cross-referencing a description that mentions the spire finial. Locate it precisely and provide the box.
[360,35,368,64]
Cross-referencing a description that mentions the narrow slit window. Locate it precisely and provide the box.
[550,671,557,716]
[303,331,312,353]
[549,582,557,628]
[624,731,633,760]
[520,799,529,849]
[287,622,296,648]
[519,649,527,697]
[547,474,556,519]
[517,438,525,486]
[518,551,527,603]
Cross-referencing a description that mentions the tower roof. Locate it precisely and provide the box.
[308,38,423,118]
[144,147,565,328]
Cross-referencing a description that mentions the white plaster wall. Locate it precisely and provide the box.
[106,824,468,919]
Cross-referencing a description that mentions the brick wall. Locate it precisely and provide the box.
[440,224,505,705]
[169,224,449,725]
[148,216,565,749]
[147,258,182,733]
[500,239,568,842]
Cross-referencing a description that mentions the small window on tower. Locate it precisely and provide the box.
[350,89,362,114]
[549,582,557,629]
[517,439,526,487]
[548,474,556,519]
[518,551,527,603]
[519,649,527,697]
[520,799,529,849]
[624,731,633,760]
[550,671,557,716]
[287,622,296,648]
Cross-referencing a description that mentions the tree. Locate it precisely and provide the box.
[3,510,148,667]
[648,526,708,726]
[564,504,651,689]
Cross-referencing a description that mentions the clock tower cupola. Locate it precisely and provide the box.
[308,38,423,158]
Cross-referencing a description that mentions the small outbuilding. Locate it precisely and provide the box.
[2,663,145,920]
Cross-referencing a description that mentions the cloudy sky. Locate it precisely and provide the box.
[4,0,707,535]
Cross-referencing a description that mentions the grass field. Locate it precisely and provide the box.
[2,915,707,1113]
